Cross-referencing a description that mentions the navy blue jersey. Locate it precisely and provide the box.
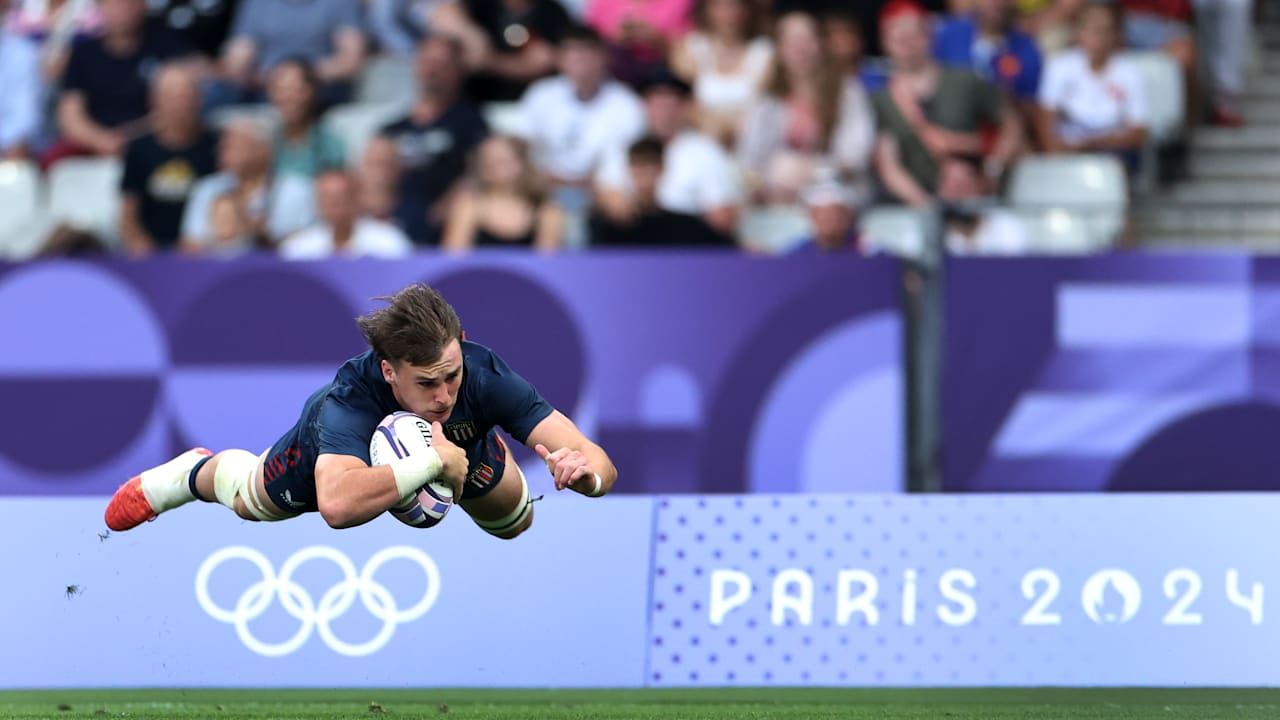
[261,341,553,513]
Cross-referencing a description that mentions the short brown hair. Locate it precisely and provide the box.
[356,283,463,365]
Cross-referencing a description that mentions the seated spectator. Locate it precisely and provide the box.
[377,34,489,245]
[789,178,862,254]
[146,0,238,59]
[179,116,315,251]
[48,0,196,166]
[267,57,345,178]
[515,25,645,208]
[737,11,876,205]
[595,69,741,235]
[280,169,414,259]
[431,0,573,102]
[772,0,947,57]
[119,64,217,255]
[668,0,772,147]
[214,0,366,107]
[585,0,692,86]
[1190,0,1250,126]
[872,0,1023,208]
[1119,0,1194,112]
[355,136,403,222]
[0,0,41,159]
[1014,0,1081,56]
[205,191,255,256]
[823,9,888,93]
[366,0,438,57]
[443,135,564,251]
[590,136,735,247]
[6,0,101,82]
[934,0,1042,127]
[1035,2,1146,166]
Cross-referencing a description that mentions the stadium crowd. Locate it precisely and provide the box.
[0,0,1256,257]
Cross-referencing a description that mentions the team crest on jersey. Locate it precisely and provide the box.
[445,421,477,442]
[467,463,496,489]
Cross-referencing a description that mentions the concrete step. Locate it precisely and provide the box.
[1245,76,1280,99]
[1136,206,1280,235]
[1187,151,1280,179]
[1162,180,1280,204]
[1242,97,1280,123]
[1193,126,1280,151]
[1139,234,1280,251]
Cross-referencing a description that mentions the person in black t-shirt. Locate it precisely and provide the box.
[375,35,489,246]
[432,0,572,102]
[119,64,217,255]
[48,0,195,165]
[590,137,735,248]
[146,0,240,58]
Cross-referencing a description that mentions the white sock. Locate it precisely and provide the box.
[138,449,207,514]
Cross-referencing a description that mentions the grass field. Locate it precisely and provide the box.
[2,688,1279,719]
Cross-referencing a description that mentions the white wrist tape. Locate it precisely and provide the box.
[587,472,605,497]
[389,447,443,500]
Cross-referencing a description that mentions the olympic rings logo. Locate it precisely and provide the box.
[194,545,440,657]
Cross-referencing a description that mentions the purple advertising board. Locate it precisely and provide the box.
[0,254,903,498]
[943,255,1280,492]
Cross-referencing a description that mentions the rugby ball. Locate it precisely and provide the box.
[371,411,454,528]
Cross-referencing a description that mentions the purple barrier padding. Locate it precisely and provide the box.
[942,255,1280,492]
[0,253,904,497]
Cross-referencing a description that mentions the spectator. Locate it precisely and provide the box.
[589,136,734,247]
[442,135,564,251]
[179,116,315,251]
[366,0,438,57]
[280,169,414,259]
[146,0,239,58]
[354,136,402,222]
[49,0,196,166]
[934,0,1043,125]
[789,178,862,254]
[1014,0,1082,55]
[944,202,1032,254]
[771,0,948,57]
[6,0,101,82]
[205,191,254,256]
[1118,0,1195,111]
[668,0,772,147]
[267,57,345,179]
[119,63,217,255]
[214,0,366,107]
[585,0,692,86]
[1035,2,1146,166]
[872,0,1022,208]
[823,9,888,93]
[515,25,645,208]
[0,0,41,159]
[377,34,489,245]
[595,69,741,236]
[431,0,573,102]
[1191,0,1251,126]
[737,11,876,205]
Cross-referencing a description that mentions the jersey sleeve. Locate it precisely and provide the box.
[315,392,382,464]
[477,350,554,444]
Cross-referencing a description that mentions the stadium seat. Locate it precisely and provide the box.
[483,102,524,136]
[859,205,930,260]
[47,157,123,247]
[207,103,278,131]
[0,160,43,259]
[1006,154,1127,250]
[357,55,416,105]
[737,206,813,254]
[1124,50,1184,144]
[1012,207,1096,254]
[323,102,408,165]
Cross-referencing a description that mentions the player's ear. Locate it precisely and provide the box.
[380,358,396,384]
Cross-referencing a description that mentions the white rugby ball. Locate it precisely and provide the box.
[371,411,455,528]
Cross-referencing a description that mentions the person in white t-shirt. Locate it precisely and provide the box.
[1035,2,1146,165]
[593,68,742,235]
[514,25,646,198]
[280,169,414,260]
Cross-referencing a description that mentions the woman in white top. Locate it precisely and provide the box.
[735,10,875,205]
[668,0,771,147]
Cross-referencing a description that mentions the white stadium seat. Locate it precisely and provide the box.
[0,160,44,259]
[1006,154,1127,250]
[738,206,813,254]
[357,55,416,105]
[47,157,123,247]
[1013,208,1097,254]
[483,102,524,136]
[323,102,408,165]
[1124,50,1184,144]
[859,205,930,260]
[207,103,278,131]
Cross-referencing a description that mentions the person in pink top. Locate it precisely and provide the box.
[586,0,692,85]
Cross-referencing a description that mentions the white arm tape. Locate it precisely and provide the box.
[587,472,606,498]
[389,447,443,499]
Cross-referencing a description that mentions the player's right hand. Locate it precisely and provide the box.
[431,421,469,498]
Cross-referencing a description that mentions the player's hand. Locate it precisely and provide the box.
[431,421,469,499]
[535,443,597,493]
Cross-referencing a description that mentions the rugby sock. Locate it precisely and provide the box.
[187,455,214,502]
[137,448,212,514]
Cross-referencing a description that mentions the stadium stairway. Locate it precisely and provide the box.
[1136,5,1280,250]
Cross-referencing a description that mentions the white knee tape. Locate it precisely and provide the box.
[475,465,532,538]
[212,449,278,521]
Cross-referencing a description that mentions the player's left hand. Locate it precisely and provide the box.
[535,444,597,493]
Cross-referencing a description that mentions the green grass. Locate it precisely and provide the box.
[2,688,1278,720]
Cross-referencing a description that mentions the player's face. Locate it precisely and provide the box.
[382,339,464,423]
